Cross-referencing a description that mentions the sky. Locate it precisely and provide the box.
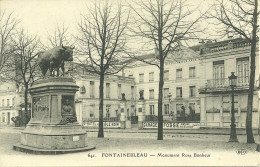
[1,0,87,40]
[0,0,216,51]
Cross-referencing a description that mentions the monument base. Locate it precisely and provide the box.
[13,143,95,155]
[13,77,96,154]
[13,123,96,154]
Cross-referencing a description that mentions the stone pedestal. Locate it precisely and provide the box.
[120,112,126,129]
[125,120,131,129]
[138,112,145,129]
[137,100,146,129]
[13,77,95,154]
[120,100,127,129]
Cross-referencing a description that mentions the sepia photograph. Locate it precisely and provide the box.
[0,0,259,166]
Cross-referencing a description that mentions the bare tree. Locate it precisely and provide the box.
[209,0,258,144]
[47,23,74,48]
[129,0,203,140]
[3,29,41,125]
[0,10,19,77]
[45,23,75,76]
[77,1,129,138]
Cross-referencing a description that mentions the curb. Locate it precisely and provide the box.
[85,130,257,135]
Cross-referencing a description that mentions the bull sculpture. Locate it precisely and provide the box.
[38,45,74,77]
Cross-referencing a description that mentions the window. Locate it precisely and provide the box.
[149,105,154,115]
[213,60,225,87]
[176,87,182,98]
[131,86,134,99]
[149,89,154,99]
[90,81,95,98]
[12,98,15,106]
[79,86,86,94]
[189,67,196,78]
[82,69,86,75]
[163,88,169,98]
[2,99,4,107]
[118,84,122,99]
[164,70,169,80]
[237,57,249,84]
[139,89,144,100]
[2,113,5,122]
[128,74,133,77]
[176,68,182,79]
[189,86,196,97]
[90,104,95,117]
[106,83,110,99]
[164,104,169,115]
[176,104,183,115]
[139,73,144,83]
[189,103,195,115]
[106,105,111,118]
[149,72,154,82]
[7,99,10,107]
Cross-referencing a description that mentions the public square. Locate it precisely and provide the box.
[0,0,259,166]
[0,127,259,166]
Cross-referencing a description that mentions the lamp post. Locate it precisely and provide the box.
[168,93,172,120]
[228,72,238,142]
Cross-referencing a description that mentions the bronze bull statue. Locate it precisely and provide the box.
[38,45,74,76]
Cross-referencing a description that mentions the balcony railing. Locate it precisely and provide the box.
[200,78,249,91]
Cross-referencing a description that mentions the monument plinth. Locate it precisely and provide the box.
[13,77,95,154]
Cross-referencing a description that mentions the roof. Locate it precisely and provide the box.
[189,38,255,55]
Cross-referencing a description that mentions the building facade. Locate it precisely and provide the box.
[197,38,259,128]
[74,73,136,126]
[123,47,202,122]
[0,81,24,126]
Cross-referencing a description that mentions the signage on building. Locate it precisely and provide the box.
[142,122,200,129]
[83,121,121,128]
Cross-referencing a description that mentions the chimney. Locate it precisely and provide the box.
[227,31,233,39]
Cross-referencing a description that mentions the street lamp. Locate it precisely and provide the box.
[228,72,238,142]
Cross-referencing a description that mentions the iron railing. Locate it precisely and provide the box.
[203,78,249,89]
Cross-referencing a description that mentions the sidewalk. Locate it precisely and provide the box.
[1,126,258,135]
[84,127,259,135]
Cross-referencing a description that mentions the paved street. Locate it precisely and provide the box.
[0,127,259,166]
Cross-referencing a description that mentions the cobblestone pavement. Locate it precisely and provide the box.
[0,128,259,166]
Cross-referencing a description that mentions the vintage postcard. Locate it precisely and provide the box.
[0,0,259,166]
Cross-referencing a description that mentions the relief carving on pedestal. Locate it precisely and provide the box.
[60,95,77,124]
[32,96,50,122]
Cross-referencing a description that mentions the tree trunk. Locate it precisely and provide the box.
[24,84,29,126]
[157,59,164,140]
[246,0,258,144]
[98,72,105,138]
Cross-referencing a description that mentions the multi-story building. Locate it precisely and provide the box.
[74,72,136,125]
[197,38,259,128]
[0,81,24,126]
[123,46,202,121]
